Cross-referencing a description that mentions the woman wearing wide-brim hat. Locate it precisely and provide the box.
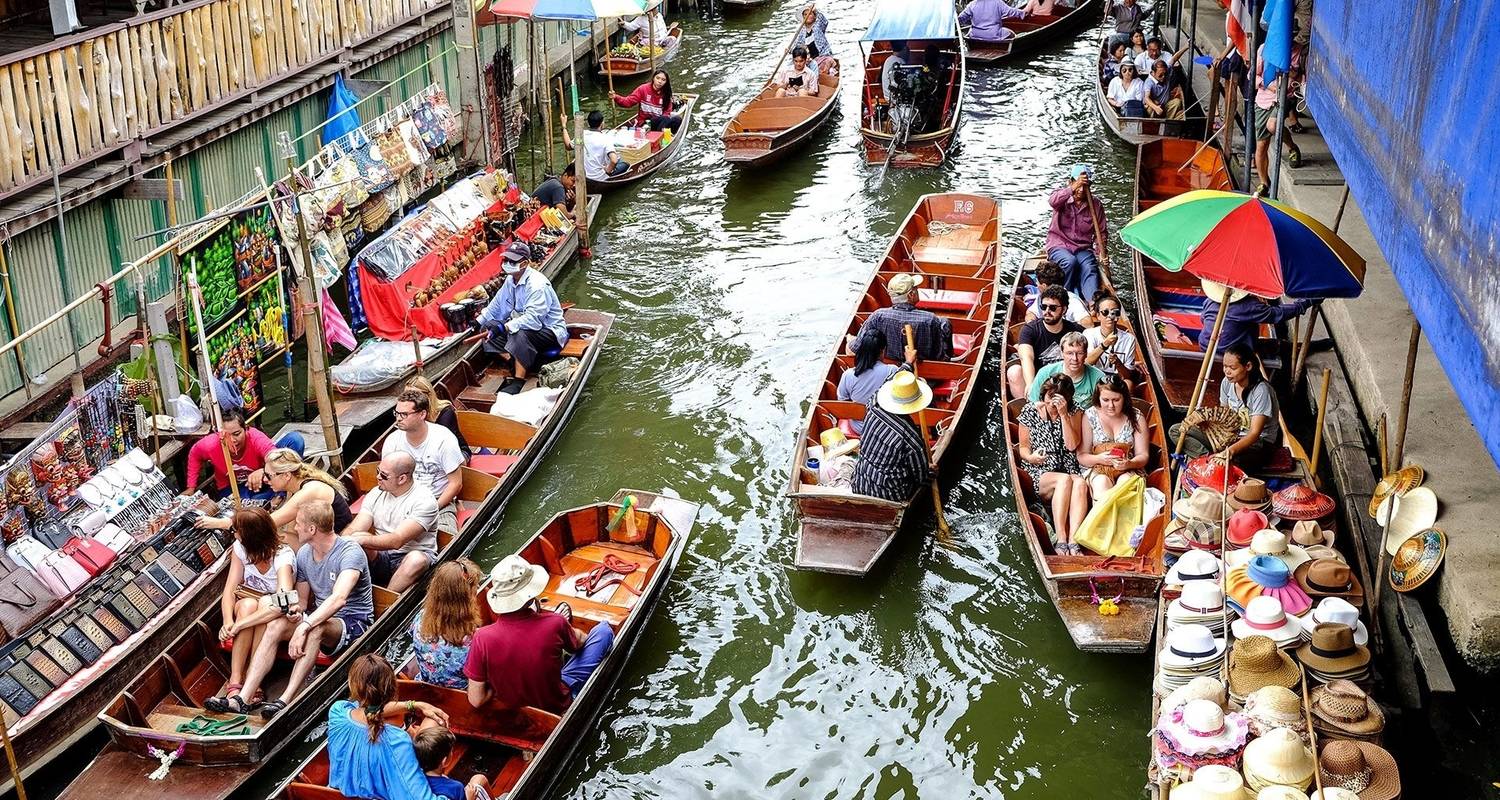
[1316,740,1401,800]
[849,371,933,503]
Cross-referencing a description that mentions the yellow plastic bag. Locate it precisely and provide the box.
[1074,473,1144,557]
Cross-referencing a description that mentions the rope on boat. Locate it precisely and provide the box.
[927,220,967,237]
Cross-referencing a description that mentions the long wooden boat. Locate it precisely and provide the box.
[788,193,1000,575]
[590,94,698,192]
[272,489,698,800]
[998,253,1169,653]
[597,25,683,79]
[1094,32,1205,145]
[57,308,615,799]
[720,0,773,7]
[1129,139,1286,414]
[722,42,841,167]
[858,27,967,167]
[963,0,1103,64]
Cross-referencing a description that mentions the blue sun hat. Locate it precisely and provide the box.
[1070,163,1093,180]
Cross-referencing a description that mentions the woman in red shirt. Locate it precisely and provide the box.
[610,69,681,133]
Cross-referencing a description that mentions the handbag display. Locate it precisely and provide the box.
[0,551,59,642]
[33,551,91,598]
[5,536,52,574]
[31,520,72,550]
[63,536,117,577]
[92,523,135,555]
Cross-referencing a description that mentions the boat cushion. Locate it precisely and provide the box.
[839,419,859,439]
[952,333,975,357]
[929,379,957,401]
[916,288,979,312]
[349,495,365,515]
[469,452,520,477]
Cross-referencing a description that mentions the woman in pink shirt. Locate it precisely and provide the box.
[185,407,276,497]
[610,70,682,133]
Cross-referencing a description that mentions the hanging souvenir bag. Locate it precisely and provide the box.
[412,101,447,150]
[346,128,394,193]
[430,88,461,140]
[375,128,413,176]
[397,118,432,167]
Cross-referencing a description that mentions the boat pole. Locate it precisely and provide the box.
[648,12,656,74]
[1268,71,1290,199]
[1243,5,1258,191]
[1186,0,1199,86]
[1390,320,1421,470]
[905,325,953,544]
[0,713,26,800]
[186,267,241,506]
[1298,662,1327,798]
[166,157,191,369]
[1308,367,1330,484]
[1083,186,1115,295]
[573,115,592,251]
[1172,293,1229,456]
[543,28,555,175]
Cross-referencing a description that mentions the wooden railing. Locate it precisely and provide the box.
[0,0,448,195]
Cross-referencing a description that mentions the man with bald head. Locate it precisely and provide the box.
[342,451,441,591]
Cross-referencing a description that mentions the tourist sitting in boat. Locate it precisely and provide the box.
[214,507,296,711]
[406,375,471,459]
[775,47,821,98]
[838,329,915,435]
[1106,60,1147,117]
[326,653,484,800]
[621,9,676,50]
[1023,260,1090,324]
[476,241,570,381]
[1133,36,1188,75]
[1214,343,1283,471]
[1128,29,1148,60]
[1046,164,1108,303]
[343,453,441,593]
[847,273,953,363]
[850,371,933,502]
[414,726,491,800]
[1016,374,1088,554]
[464,555,616,713]
[1084,291,1139,384]
[383,389,465,535]
[209,501,375,720]
[610,69,682,134]
[560,111,630,179]
[1102,40,1130,83]
[1006,284,1085,398]
[792,3,831,60]
[1144,60,1186,120]
[880,40,910,101]
[184,406,298,499]
[530,164,576,221]
[1077,374,1148,500]
[1027,332,1105,407]
[1197,279,1313,355]
[196,446,352,533]
[959,0,1027,43]
[1106,0,1143,48]
[409,560,482,690]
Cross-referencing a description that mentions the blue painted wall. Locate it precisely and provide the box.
[1308,0,1500,468]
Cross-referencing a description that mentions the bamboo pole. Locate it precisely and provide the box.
[905,325,952,544]
[1309,367,1330,482]
[1298,662,1325,798]
[1082,185,1115,295]
[542,25,554,175]
[1391,321,1421,470]
[573,113,590,251]
[1290,303,1320,387]
[166,157,192,366]
[1377,413,1388,476]
[186,265,241,505]
[0,712,26,800]
[648,13,655,75]
[1173,295,1230,456]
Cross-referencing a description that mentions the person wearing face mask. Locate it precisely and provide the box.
[475,242,569,381]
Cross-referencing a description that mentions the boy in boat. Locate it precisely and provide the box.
[414,727,491,800]
[959,0,1027,43]
[342,452,440,593]
[775,46,821,98]
[560,111,629,180]
[846,273,953,362]
[476,241,570,380]
[1045,164,1108,304]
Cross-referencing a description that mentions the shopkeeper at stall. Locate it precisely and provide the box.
[531,169,575,219]
[475,242,569,380]
[184,406,305,499]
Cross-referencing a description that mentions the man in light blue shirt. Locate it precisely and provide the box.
[476,242,569,379]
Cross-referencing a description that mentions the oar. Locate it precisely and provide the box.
[905,325,954,545]
[1083,185,1117,295]
[873,111,912,187]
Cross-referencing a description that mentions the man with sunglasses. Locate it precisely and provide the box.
[1007,285,1084,398]
[343,452,440,592]
[382,390,464,536]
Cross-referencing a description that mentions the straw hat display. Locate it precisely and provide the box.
[1169,764,1255,800]
[1297,624,1371,685]
[1156,699,1251,762]
[1290,520,1334,548]
[1242,727,1316,792]
[1227,509,1270,549]
[1304,545,1345,564]
[1299,598,1370,647]
[1367,464,1423,520]
[1316,740,1400,800]
[1377,487,1437,556]
[1293,560,1364,604]
[1168,550,1226,586]
[1232,596,1304,648]
[1388,528,1446,592]
[1169,581,1233,636]
[1271,484,1336,522]
[1243,686,1307,739]
[1310,680,1385,744]
[1163,677,1229,714]
[1227,636,1300,699]
[1228,478,1274,513]
[1185,456,1246,494]
[1226,530,1312,572]
[1227,556,1313,617]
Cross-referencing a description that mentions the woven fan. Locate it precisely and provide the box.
[1184,406,1247,451]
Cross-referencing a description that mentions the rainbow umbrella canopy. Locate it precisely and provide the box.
[1120,190,1367,299]
[490,0,646,20]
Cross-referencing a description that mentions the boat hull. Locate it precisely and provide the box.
[859,33,967,168]
[591,95,698,192]
[964,0,1103,64]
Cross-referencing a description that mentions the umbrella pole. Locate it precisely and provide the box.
[1391,320,1421,469]
[1173,297,1229,456]
[648,14,656,75]
[542,29,555,175]
[906,325,953,545]
[1290,302,1320,387]
[1083,187,1115,295]
[1309,366,1330,483]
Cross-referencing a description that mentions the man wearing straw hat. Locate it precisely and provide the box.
[850,371,934,502]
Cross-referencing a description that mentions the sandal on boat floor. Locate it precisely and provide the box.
[205,694,253,714]
[260,699,288,721]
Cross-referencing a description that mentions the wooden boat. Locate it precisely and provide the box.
[998,253,1169,653]
[720,0,774,7]
[722,43,841,167]
[589,94,698,192]
[271,489,699,800]
[1094,32,1205,145]
[858,2,967,168]
[963,0,1103,64]
[1129,139,1285,414]
[787,193,1000,575]
[57,308,615,799]
[597,25,684,79]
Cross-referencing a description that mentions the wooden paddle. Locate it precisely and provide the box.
[1082,184,1117,295]
[906,324,953,544]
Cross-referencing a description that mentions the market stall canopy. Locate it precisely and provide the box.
[490,0,648,20]
[861,0,959,41]
[1120,189,1367,299]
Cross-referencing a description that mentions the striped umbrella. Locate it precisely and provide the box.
[1120,189,1366,299]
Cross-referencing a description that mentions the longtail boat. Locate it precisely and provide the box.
[788,193,1000,575]
[1094,32,1204,145]
[590,94,699,192]
[272,489,698,800]
[722,33,841,168]
[1128,139,1285,414]
[999,253,1169,653]
[57,308,615,799]
[858,0,967,168]
[598,25,684,79]
[963,0,1103,64]
[720,0,773,8]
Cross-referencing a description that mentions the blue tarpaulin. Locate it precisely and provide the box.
[1309,0,1500,468]
[861,0,958,42]
[322,74,362,146]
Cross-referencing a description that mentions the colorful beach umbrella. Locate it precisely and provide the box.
[1120,190,1366,299]
[490,0,646,20]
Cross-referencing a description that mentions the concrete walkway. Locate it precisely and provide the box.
[1167,0,1500,672]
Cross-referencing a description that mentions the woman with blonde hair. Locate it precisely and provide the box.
[404,376,470,458]
[409,559,483,689]
[198,447,353,534]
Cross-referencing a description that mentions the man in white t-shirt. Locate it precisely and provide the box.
[343,452,440,592]
[562,111,628,181]
[1133,36,1186,75]
[381,389,465,536]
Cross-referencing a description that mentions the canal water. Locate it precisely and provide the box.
[485,2,1156,797]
